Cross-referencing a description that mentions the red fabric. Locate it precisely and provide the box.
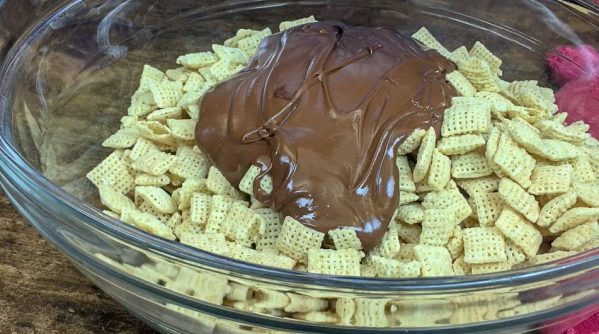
[546,45,599,138]
[545,44,599,334]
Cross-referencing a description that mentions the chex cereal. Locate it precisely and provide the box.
[87,19,598,300]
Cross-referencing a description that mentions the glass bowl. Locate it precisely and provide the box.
[1,0,598,333]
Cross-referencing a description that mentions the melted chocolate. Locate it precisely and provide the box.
[195,22,457,250]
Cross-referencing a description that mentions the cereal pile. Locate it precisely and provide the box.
[87,17,599,278]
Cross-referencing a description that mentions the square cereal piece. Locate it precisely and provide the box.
[223,202,263,246]
[422,189,472,223]
[446,225,464,260]
[413,127,437,183]
[396,156,416,192]
[146,106,183,122]
[370,255,420,278]
[166,119,196,141]
[212,44,248,65]
[335,298,355,325]
[437,134,486,156]
[396,204,425,225]
[238,28,272,57]
[495,208,542,257]
[180,232,229,256]
[374,223,401,258]
[529,164,572,196]
[176,179,208,210]
[276,216,325,263]
[285,293,328,313]
[470,192,504,227]
[441,103,492,137]
[498,178,539,222]
[537,190,577,227]
[122,208,175,240]
[458,57,501,92]
[493,132,536,188]
[504,240,526,266]
[129,137,160,162]
[449,46,469,65]
[307,249,362,276]
[131,150,177,176]
[537,119,588,143]
[414,245,455,277]
[98,186,136,214]
[189,192,212,225]
[135,173,170,187]
[397,222,421,244]
[469,41,502,73]
[397,128,426,155]
[204,195,234,233]
[411,27,451,58]
[169,146,210,180]
[135,186,176,214]
[470,262,511,275]
[149,79,183,109]
[183,72,205,92]
[102,128,140,149]
[452,255,471,275]
[138,64,165,91]
[457,176,500,197]
[574,181,599,207]
[451,152,494,179]
[329,228,362,251]
[399,191,419,206]
[526,251,575,266]
[206,166,238,197]
[427,149,451,191]
[573,153,596,183]
[419,209,456,247]
[397,243,417,261]
[279,15,317,31]
[238,165,273,196]
[549,207,599,234]
[551,221,599,251]
[176,52,218,69]
[87,151,135,194]
[476,91,513,118]
[463,227,507,264]
[446,71,477,97]
[254,207,281,251]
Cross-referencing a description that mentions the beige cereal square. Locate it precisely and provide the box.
[498,178,539,222]
[551,221,599,251]
[396,204,425,225]
[549,207,599,233]
[437,134,486,155]
[397,128,426,155]
[470,192,504,227]
[495,208,542,258]
[276,216,325,263]
[414,245,455,277]
[307,249,362,276]
[446,71,477,97]
[493,132,535,188]
[419,209,456,247]
[87,151,135,194]
[427,149,451,190]
[441,104,492,137]
[537,190,577,227]
[529,164,572,195]
[451,152,494,179]
[413,127,437,183]
[463,227,507,264]
[329,228,362,251]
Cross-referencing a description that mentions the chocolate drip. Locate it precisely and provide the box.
[195,22,457,250]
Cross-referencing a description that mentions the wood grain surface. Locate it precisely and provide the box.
[0,190,155,334]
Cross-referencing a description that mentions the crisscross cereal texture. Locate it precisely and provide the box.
[88,21,598,287]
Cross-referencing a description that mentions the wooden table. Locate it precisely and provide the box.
[0,190,155,333]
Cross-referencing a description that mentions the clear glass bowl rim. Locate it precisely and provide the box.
[0,0,598,294]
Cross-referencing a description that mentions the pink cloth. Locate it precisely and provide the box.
[545,44,599,334]
[546,45,599,138]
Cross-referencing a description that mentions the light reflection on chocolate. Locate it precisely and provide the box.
[196,22,456,250]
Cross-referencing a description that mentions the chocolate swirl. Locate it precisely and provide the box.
[195,22,456,250]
